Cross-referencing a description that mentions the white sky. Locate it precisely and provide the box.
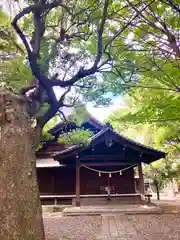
[87,97,125,122]
[55,86,124,122]
[1,0,25,17]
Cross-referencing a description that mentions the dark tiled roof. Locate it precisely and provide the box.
[53,127,166,162]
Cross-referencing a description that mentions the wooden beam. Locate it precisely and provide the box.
[75,157,80,206]
[138,163,145,195]
[80,154,126,161]
[80,162,137,167]
[79,155,143,162]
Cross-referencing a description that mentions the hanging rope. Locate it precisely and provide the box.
[81,164,137,175]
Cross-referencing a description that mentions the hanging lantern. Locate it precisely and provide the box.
[99,172,101,177]
[109,173,112,178]
[119,171,122,175]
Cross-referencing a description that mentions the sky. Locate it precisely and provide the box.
[87,96,124,122]
[55,87,124,122]
[54,85,125,122]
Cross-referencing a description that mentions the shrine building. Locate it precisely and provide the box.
[36,115,165,206]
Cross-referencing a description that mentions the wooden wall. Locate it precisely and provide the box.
[37,166,76,195]
[37,166,135,195]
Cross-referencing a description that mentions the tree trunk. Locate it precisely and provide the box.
[0,91,45,240]
[155,182,160,200]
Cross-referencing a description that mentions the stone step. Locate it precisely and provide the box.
[62,206,163,216]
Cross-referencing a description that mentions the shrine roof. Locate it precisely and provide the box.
[53,126,166,164]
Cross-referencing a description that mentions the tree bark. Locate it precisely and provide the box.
[0,90,45,240]
[155,182,160,200]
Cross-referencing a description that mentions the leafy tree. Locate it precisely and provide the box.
[100,0,180,103]
[0,9,32,90]
[58,128,93,147]
[0,9,24,56]
[143,155,180,200]
[143,161,169,200]
[107,82,180,200]
[39,107,93,149]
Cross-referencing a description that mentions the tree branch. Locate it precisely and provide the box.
[31,11,46,56]
[119,83,179,92]
[93,0,109,67]
[12,3,60,108]
[37,86,72,128]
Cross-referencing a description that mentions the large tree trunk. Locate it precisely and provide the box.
[0,91,45,240]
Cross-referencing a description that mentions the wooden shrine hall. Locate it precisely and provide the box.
[36,115,165,206]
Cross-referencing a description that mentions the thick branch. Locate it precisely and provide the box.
[12,1,70,24]
[93,0,109,67]
[12,5,58,107]
[38,87,71,128]
[31,12,45,55]
[51,67,97,87]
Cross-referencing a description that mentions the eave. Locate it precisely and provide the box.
[54,127,166,164]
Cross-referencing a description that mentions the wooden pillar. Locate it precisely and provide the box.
[51,172,55,194]
[138,162,145,195]
[75,157,80,206]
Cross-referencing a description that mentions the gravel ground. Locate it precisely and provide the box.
[44,213,180,240]
[128,214,180,240]
[44,215,102,240]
